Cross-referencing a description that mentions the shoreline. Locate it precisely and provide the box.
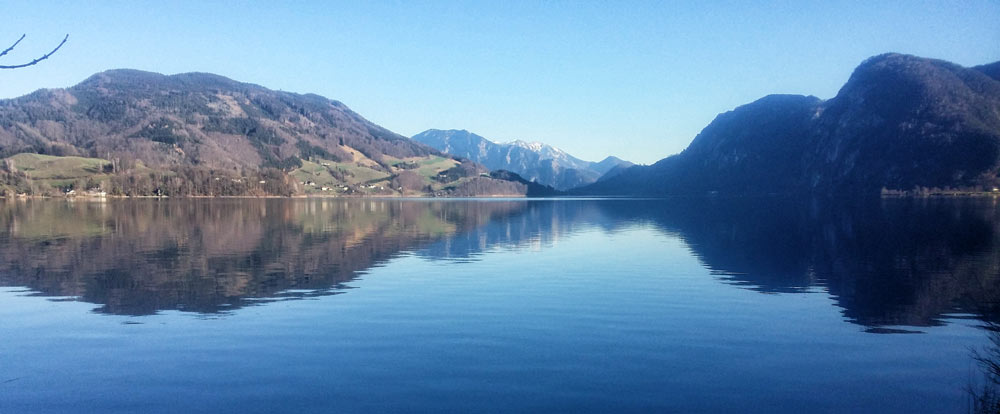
[6,191,1000,201]
[2,193,534,200]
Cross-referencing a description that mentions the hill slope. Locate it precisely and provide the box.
[581,54,1000,196]
[412,129,632,190]
[0,70,540,197]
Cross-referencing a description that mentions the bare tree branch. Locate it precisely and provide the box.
[0,34,68,70]
[0,34,26,59]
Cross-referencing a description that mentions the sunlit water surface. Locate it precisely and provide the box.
[2,198,1000,413]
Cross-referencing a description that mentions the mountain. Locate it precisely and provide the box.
[592,155,632,175]
[581,53,1000,196]
[975,61,1000,82]
[411,129,632,190]
[0,69,544,197]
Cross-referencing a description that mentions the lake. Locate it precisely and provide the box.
[2,197,1000,413]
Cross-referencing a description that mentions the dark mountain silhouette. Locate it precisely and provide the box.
[412,129,632,190]
[486,169,562,196]
[592,155,633,175]
[975,62,1000,82]
[581,54,1000,196]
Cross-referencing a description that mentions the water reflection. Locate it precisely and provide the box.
[599,198,1000,328]
[0,199,527,315]
[1,197,999,330]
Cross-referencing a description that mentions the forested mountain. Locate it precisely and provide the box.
[7,52,996,198]
[581,53,1000,196]
[412,129,632,190]
[0,70,543,197]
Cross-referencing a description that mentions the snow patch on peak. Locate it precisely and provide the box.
[508,139,561,154]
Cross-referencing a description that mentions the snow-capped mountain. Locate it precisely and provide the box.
[412,129,633,190]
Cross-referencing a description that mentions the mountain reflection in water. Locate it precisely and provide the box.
[0,199,528,315]
[1,197,999,330]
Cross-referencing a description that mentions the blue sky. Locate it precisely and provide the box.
[2,1,998,164]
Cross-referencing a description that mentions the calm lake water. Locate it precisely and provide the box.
[2,197,1000,413]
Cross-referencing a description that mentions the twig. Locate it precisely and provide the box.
[0,34,68,69]
[0,34,26,59]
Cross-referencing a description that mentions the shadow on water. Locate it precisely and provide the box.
[593,197,1000,328]
[2,197,1000,331]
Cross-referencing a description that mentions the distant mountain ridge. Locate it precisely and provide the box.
[412,129,632,190]
[581,53,1000,196]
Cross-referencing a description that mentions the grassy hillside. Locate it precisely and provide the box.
[0,153,112,194]
[0,151,535,198]
[291,153,471,196]
[0,152,297,197]
[7,153,110,179]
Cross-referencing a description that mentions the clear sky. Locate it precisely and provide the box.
[2,1,998,164]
